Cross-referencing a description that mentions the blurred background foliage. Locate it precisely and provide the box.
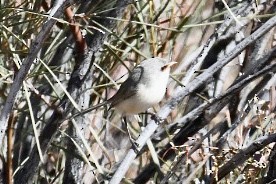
[0,0,276,183]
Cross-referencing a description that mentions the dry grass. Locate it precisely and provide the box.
[0,0,276,183]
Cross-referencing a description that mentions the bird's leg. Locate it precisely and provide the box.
[140,112,165,125]
[122,117,139,153]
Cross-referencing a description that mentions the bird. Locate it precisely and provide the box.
[72,57,176,118]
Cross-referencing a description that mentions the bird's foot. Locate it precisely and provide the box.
[151,114,164,125]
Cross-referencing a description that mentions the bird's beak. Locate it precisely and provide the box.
[167,61,177,68]
[161,61,177,71]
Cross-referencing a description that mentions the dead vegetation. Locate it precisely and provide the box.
[0,0,276,183]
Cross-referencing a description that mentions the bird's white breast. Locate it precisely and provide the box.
[115,71,169,115]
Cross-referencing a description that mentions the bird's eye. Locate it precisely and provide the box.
[161,65,167,71]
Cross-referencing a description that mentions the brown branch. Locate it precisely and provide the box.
[64,7,87,54]
[7,112,16,184]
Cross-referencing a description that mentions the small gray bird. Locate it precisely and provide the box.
[109,57,176,115]
[73,57,176,117]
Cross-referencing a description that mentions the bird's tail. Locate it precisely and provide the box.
[69,100,110,119]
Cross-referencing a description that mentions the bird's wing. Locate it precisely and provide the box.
[109,65,143,108]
